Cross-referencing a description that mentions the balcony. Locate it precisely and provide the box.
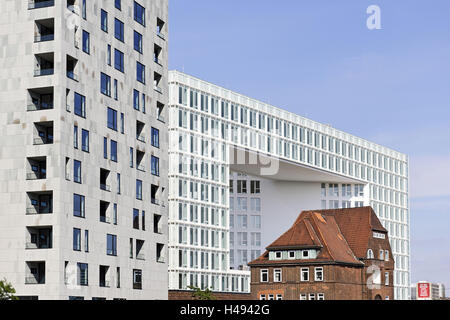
[100,184,111,192]
[34,53,54,77]
[35,34,54,43]
[136,120,145,141]
[99,265,110,288]
[154,72,163,94]
[136,134,146,143]
[154,214,162,234]
[25,261,45,285]
[28,0,55,9]
[66,55,79,82]
[26,157,46,180]
[156,102,165,123]
[26,191,53,215]
[34,19,54,43]
[26,226,53,249]
[99,200,110,223]
[136,253,145,261]
[136,240,145,261]
[156,243,165,263]
[153,44,163,66]
[67,0,79,14]
[154,85,162,94]
[67,71,79,81]
[27,87,54,111]
[156,18,165,40]
[133,282,142,290]
[136,150,145,172]
[151,185,159,206]
[33,121,54,145]
[100,168,110,192]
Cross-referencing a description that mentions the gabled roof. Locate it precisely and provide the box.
[308,207,387,259]
[267,216,322,250]
[250,207,386,266]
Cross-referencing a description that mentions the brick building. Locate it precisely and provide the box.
[248,207,394,300]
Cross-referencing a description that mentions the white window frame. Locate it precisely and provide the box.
[288,251,296,259]
[302,250,309,259]
[260,269,269,283]
[274,269,282,283]
[260,294,266,301]
[317,293,325,300]
[385,250,389,261]
[276,294,283,300]
[309,293,316,300]
[301,268,309,282]
[274,251,282,260]
[314,267,324,282]
[300,293,307,300]
[268,294,274,300]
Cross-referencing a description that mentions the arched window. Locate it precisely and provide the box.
[367,249,374,259]
[379,249,384,260]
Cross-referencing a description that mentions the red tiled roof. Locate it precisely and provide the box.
[249,207,386,266]
[311,207,387,259]
[267,217,322,250]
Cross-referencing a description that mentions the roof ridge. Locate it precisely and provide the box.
[304,216,323,248]
[309,212,336,261]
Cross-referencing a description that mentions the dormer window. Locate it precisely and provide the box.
[302,250,309,259]
[379,250,384,260]
[367,249,374,259]
[288,251,296,259]
[275,251,282,260]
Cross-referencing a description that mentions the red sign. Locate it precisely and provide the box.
[418,283,431,299]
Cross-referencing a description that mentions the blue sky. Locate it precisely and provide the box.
[169,0,450,292]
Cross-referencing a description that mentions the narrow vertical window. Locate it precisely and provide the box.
[74,125,78,149]
[101,9,108,32]
[114,79,118,100]
[103,137,108,159]
[130,147,134,168]
[84,230,89,252]
[120,113,124,134]
[82,30,90,54]
[117,173,121,194]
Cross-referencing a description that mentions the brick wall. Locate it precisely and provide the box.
[250,262,394,300]
[250,264,366,300]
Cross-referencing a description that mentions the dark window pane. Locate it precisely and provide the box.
[134,2,145,26]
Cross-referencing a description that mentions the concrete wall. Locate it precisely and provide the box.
[0,0,169,300]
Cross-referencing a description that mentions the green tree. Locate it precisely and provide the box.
[188,286,216,300]
[0,279,18,300]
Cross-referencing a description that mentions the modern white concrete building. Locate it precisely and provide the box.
[0,0,169,300]
[168,71,411,299]
[229,172,263,271]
